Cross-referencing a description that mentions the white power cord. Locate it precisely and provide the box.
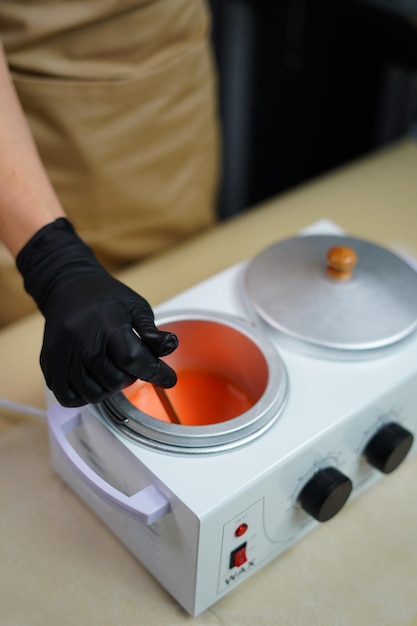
[0,397,47,419]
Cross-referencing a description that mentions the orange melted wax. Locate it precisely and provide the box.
[123,368,255,426]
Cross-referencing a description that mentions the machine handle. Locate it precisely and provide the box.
[47,403,171,525]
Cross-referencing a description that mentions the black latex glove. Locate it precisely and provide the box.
[16,218,178,407]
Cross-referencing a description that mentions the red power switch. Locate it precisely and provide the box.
[229,543,247,569]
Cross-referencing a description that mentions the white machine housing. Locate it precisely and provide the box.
[48,240,417,616]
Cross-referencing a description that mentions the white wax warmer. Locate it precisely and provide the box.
[48,233,417,616]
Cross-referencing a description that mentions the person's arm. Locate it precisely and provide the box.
[0,40,177,407]
[0,41,65,256]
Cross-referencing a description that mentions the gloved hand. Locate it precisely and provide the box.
[16,218,178,407]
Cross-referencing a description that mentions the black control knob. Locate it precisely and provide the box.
[364,422,414,474]
[299,467,353,523]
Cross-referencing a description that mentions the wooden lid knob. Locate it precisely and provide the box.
[326,245,358,280]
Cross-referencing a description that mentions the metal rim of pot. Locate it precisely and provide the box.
[100,310,288,454]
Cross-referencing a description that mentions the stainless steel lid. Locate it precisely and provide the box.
[244,234,417,356]
[101,311,288,454]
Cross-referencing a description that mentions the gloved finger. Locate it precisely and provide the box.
[42,338,115,406]
[43,369,86,408]
[85,352,136,393]
[129,304,178,357]
[46,360,132,407]
[53,386,86,408]
[40,345,86,407]
[107,325,177,387]
[141,328,179,358]
[69,360,113,405]
[134,323,178,357]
